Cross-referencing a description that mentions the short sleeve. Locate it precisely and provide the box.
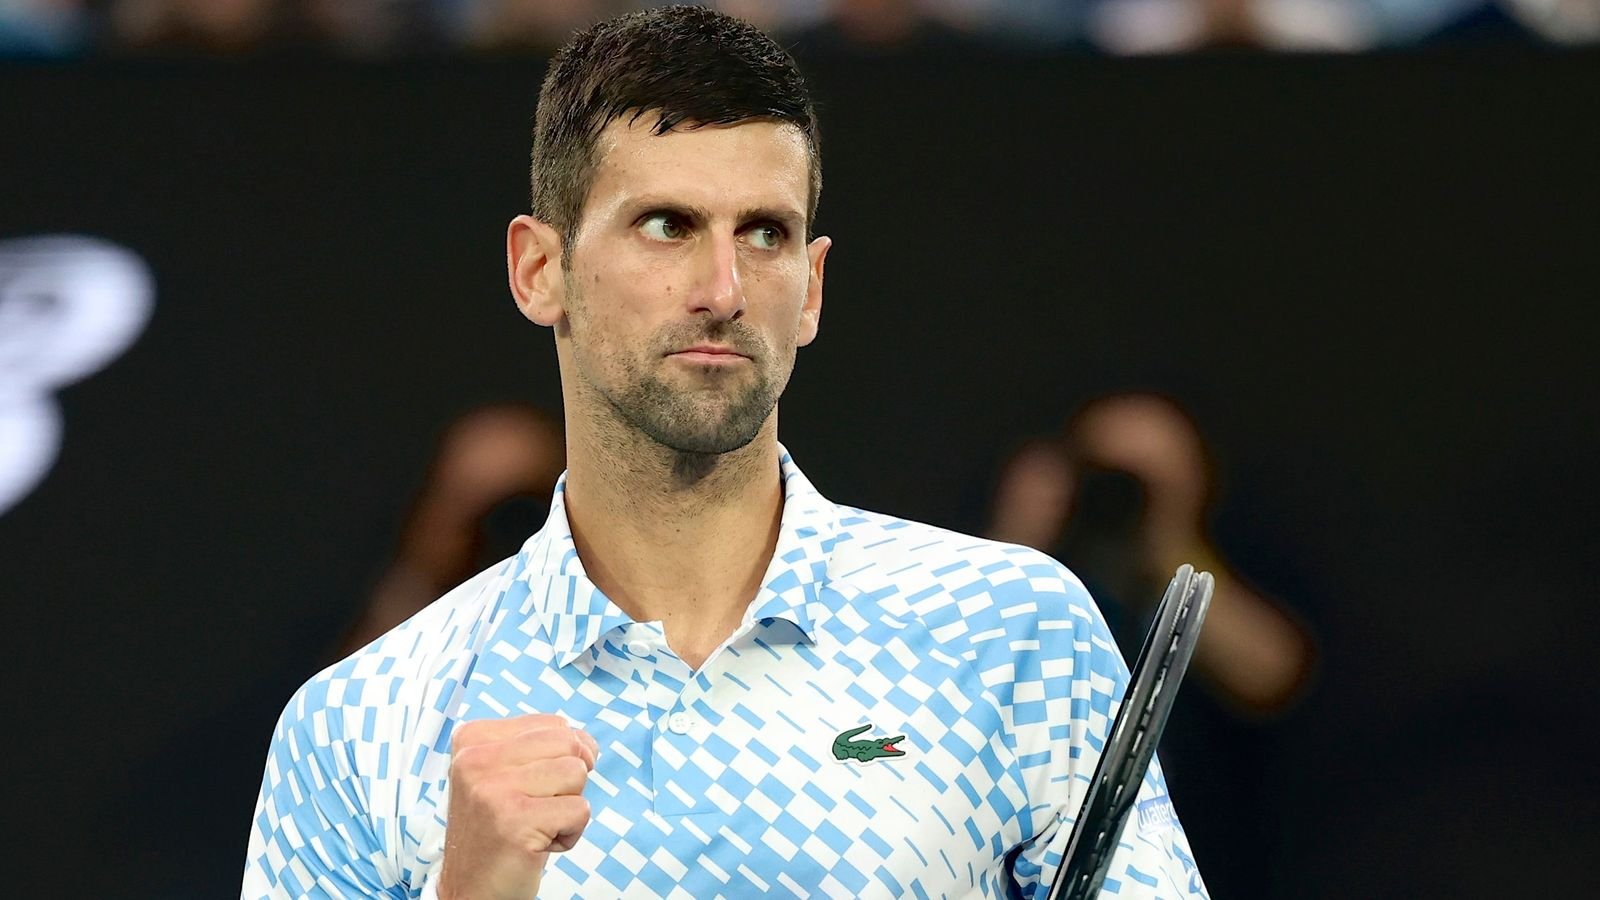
[1013,755,1209,898]
[1000,554,1210,899]
[240,678,407,899]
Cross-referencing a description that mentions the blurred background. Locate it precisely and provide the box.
[2,2,1598,898]
[3,0,1600,55]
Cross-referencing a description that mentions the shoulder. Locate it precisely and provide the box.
[830,505,1091,606]
[821,507,1131,786]
[270,559,516,766]
[827,506,1105,657]
[248,562,521,892]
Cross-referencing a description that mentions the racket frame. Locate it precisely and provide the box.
[1045,564,1214,900]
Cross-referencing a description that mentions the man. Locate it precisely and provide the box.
[242,7,1209,898]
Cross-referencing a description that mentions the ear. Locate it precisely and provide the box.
[507,214,566,327]
[797,235,830,347]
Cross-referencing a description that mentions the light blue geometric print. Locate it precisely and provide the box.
[242,448,1209,899]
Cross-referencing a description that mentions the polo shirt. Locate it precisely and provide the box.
[242,448,1209,899]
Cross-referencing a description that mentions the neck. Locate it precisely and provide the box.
[561,413,785,670]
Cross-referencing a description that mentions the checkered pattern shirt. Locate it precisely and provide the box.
[242,449,1209,899]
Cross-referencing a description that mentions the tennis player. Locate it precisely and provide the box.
[242,6,1208,898]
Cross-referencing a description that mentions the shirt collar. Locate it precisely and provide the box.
[514,445,839,668]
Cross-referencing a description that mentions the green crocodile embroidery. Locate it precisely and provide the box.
[832,724,906,762]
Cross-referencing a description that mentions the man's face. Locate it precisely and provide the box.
[554,116,826,455]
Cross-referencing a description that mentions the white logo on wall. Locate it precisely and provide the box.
[0,235,154,516]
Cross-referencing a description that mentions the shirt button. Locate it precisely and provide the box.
[626,640,652,657]
[668,713,693,735]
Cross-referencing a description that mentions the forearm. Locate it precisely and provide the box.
[1187,570,1315,714]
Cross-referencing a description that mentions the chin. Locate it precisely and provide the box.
[654,425,763,456]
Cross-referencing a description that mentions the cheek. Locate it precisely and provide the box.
[747,257,810,322]
[572,267,664,361]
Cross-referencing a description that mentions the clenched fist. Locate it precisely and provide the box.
[437,714,599,900]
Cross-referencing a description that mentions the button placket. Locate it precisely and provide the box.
[650,654,715,816]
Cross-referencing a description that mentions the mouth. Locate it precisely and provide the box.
[667,345,750,365]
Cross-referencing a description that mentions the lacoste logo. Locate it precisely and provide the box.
[832,724,906,763]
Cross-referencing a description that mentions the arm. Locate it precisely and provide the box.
[1155,548,1315,715]
[985,440,1075,551]
[1013,758,1208,899]
[241,681,404,899]
[1006,560,1210,899]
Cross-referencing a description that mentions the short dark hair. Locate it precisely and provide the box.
[531,6,821,251]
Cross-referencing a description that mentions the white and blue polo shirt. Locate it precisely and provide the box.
[242,449,1208,899]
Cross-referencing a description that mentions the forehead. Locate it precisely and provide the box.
[583,116,811,220]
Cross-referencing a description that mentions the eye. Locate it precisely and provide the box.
[640,213,687,242]
[747,224,784,250]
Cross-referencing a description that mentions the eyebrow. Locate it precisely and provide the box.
[738,206,806,234]
[618,197,805,232]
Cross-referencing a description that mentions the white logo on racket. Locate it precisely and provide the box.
[1135,790,1177,835]
[0,235,154,516]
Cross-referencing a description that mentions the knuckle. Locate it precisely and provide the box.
[449,742,484,773]
[553,792,589,816]
[514,721,564,744]
[570,795,592,824]
[552,755,588,785]
[520,713,566,731]
[451,719,488,750]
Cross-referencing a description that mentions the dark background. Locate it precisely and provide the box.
[3,49,1598,897]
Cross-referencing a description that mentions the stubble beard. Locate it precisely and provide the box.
[566,272,788,457]
[607,352,779,455]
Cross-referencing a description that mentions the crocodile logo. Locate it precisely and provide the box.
[832,724,906,763]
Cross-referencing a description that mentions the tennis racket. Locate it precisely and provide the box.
[1046,564,1214,900]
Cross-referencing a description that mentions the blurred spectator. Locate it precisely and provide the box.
[1500,0,1600,40]
[712,0,830,36]
[989,392,1319,897]
[714,0,1081,50]
[0,0,93,57]
[989,392,1316,715]
[811,0,947,48]
[435,0,623,52]
[1083,0,1557,51]
[6,0,1590,57]
[785,0,1054,51]
[302,0,434,56]
[336,403,564,655]
[108,0,434,55]
[109,0,285,53]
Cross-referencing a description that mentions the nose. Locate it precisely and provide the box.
[691,231,745,322]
